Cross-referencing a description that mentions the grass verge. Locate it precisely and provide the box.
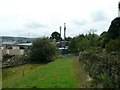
[2,56,76,88]
[2,55,92,88]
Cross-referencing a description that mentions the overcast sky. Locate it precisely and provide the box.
[0,0,119,38]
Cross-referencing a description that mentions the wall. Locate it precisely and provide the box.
[2,49,24,55]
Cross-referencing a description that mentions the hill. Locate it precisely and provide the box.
[0,36,34,43]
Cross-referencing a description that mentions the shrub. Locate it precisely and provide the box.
[105,39,120,53]
[2,53,29,67]
[79,51,120,88]
[3,54,14,62]
[29,37,57,63]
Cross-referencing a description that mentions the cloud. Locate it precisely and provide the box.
[91,10,108,22]
[0,0,119,38]
[24,21,47,29]
[0,15,49,37]
[72,20,87,26]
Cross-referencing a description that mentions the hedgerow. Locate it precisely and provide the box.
[79,51,120,88]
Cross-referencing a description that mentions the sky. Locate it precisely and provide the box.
[0,0,119,38]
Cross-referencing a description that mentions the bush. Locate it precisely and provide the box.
[105,39,120,53]
[2,53,29,67]
[3,54,14,62]
[29,37,57,63]
[79,51,120,88]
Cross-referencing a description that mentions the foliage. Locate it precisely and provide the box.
[29,37,57,63]
[68,17,120,88]
[85,33,100,47]
[69,33,100,54]
[108,17,120,40]
[65,37,72,41]
[50,31,62,42]
[3,54,14,62]
[105,39,120,53]
[69,34,86,53]
[79,51,120,88]
[69,38,78,53]
[100,31,109,48]
[78,38,91,51]
[2,53,29,67]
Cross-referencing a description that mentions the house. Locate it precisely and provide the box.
[2,41,17,49]
[56,41,70,54]
[1,41,32,56]
[57,41,69,48]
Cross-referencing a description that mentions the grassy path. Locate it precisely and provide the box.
[73,57,92,88]
[2,55,91,88]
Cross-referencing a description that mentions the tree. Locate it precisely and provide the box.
[65,37,72,41]
[100,31,109,48]
[78,37,91,51]
[108,17,120,39]
[69,33,100,53]
[69,38,78,53]
[29,37,57,63]
[86,32,99,47]
[50,31,62,42]
[105,39,120,53]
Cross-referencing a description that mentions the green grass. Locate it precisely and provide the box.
[2,55,91,88]
[73,58,92,88]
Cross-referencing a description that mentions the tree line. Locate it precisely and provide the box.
[69,17,120,54]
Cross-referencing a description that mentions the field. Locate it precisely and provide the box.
[2,55,91,88]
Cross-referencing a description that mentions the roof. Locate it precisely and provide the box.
[2,41,32,46]
[2,41,16,45]
[17,43,32,46]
